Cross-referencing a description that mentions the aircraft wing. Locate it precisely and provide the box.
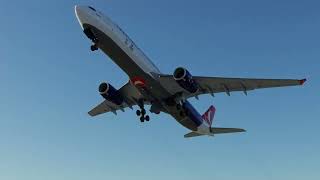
[88,82,147,116]
[159,75,306,99]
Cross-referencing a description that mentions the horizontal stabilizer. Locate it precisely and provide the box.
[184,132,205,138]
[211,127,246,134]
[184,128,245,138]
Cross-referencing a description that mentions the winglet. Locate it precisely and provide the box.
[299,78,307,85]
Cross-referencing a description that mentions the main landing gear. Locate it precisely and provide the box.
[136,100,150,122]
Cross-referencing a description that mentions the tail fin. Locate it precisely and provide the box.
[202,105,216,126]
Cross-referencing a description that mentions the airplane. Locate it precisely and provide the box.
[75,5,306,138]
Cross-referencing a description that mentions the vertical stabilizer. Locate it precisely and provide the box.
[202,105,216,127]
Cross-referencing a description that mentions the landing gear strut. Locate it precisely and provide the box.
[136,100,150,122]
[83,28,99,52]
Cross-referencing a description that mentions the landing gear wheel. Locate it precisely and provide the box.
[137,99,150,123]
[140,116,145,122]
[90,44,98,51]
[136,110,141,116]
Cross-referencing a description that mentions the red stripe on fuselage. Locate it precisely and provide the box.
[130,77,146,87]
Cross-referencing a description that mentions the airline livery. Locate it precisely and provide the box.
[75,6,306,138]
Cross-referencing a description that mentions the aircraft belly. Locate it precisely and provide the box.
[175,116,199,131]
[165,106,199,131]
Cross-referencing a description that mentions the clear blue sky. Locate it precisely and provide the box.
[0,0,319,179]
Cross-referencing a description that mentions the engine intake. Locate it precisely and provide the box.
[99,82,124,105]
[173,67,199,93]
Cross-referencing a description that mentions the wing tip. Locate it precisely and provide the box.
[299,78,307,85]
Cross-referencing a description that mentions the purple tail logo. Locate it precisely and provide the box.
[202,105,216,126]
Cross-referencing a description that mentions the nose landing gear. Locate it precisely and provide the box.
[83,28,99,51]
[90,38,99,51]
[90,44,98,51]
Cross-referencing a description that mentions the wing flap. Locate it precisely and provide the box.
[88,100,120,116]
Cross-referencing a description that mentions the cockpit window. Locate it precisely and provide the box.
[88,6,96,11]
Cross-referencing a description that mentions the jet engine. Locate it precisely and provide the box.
[173,67,199,93]
[99,82,124,105]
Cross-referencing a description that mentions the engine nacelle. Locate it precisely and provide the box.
[173,67,199,93]
[99,82,124,105]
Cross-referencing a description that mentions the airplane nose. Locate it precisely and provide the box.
[75,5,88,28]
[74,5,79,11]
[75,5,84,19]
